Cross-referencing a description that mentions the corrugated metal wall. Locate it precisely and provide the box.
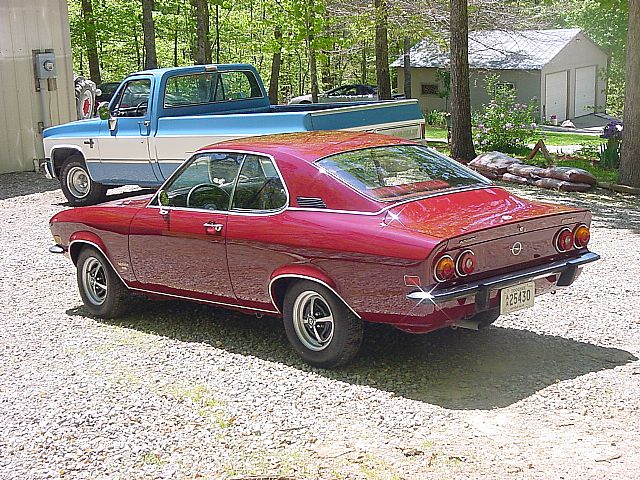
[0,0,75,174]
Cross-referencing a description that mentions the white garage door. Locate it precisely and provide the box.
[575,66,597,117]
[545,71,568,122]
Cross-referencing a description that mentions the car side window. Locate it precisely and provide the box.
[161,153,244,211]
[113,79,151,117]
[231,155,287,211]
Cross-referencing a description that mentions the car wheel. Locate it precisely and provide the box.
[60,156,107,206]
[76,247,130,318]
[283,280,363,368]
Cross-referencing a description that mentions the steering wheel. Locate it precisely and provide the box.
[135,100,148,116]
[186,183,230,209]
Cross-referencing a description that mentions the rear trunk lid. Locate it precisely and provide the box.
[384,186,591,279]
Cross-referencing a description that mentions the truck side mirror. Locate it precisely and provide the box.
[97,102,110,120]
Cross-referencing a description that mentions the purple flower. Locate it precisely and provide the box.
[504,123,513,130]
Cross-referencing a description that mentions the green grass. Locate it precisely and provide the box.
[539,131,602,147]
[422,125,604,148]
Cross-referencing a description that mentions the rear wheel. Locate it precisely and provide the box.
[60,156,107,206]
[76,247,130,318]
[283,280,362,368]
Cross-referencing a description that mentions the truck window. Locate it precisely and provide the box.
[164,71,262,108]
[113,79,151,117]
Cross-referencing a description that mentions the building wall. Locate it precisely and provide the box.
[541,31,608,120]
[0,0,75,174]
[398,67,541,118]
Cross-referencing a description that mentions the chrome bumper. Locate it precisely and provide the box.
[407,251,600,308]
[42,159,55,179]
[49,245,64,254]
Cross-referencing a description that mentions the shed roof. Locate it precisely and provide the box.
[391,29,590,70]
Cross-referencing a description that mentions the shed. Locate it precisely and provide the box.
[0,0,75,174]
[392,29,609,122]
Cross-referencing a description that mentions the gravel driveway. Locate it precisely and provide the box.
[1,173,638,479]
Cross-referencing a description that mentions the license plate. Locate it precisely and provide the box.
[500,281,535,315]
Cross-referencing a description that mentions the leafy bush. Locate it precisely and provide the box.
[425,110,448,126]
[473,75,539,153]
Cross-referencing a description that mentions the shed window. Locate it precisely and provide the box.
[421,83,439,96]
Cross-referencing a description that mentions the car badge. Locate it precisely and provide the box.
[518,225,525,233]
[511,242,523,256]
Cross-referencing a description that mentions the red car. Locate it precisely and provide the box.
[49,131,599,367]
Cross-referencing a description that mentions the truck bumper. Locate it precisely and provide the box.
[42,159,56,179]
[407,251,600,308]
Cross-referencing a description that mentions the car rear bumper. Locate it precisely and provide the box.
[406,251,600,308]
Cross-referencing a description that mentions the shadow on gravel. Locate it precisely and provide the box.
[55,188,157,207]
[0,172,60,200]
[501,183,640,233]
[78,299,637,411]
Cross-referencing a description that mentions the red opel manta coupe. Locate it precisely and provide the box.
[49,131,599,368]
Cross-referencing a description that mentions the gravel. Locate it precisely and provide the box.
[1,172,639,479]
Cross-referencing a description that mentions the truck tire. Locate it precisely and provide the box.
[74,76,97,120]
[60,156,107,206]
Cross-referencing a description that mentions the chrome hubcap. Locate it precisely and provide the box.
[67,166,90,198]
[292,291,334,351]
[82,257,107,306]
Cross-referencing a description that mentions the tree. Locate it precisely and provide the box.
[142,0,158,69]
[373,0,392,99]
[80,0,101,84]
[307,0,320,103]
[618,0,640,187]
[268,26,283,104]
[193,0,211,64]
[449,0,475,162]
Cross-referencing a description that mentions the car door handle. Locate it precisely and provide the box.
[203,222,224,234]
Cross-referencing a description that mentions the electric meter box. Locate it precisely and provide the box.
[35,52,57,79]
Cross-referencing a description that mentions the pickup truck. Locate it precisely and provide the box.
[43,64,425,206]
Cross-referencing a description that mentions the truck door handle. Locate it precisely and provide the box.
[203,222,224,234]
[138,120,151,127]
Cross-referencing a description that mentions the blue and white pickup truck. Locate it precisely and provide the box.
[43,64,425,206]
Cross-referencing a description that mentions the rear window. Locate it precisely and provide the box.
[316,145,489,202]
[164,70,263,108]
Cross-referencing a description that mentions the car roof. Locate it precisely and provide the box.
[198,131,417,163]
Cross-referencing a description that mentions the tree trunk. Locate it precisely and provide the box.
[307,0,319,103]
[449,0,476,162]
[403,37,412,99]
[268,26,282,104]
[215,4,221,63]
[142,0,157,69]
[173,3,180,67]
[374,0,391,100]
[80,0,101,84]
[618,0,640,187]
[361,42,367,85]
[193,0,211,64]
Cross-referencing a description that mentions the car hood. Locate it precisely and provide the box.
[383,186,586,239]
[289,94,313,104]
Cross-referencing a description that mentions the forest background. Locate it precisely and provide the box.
[69,0,629,116]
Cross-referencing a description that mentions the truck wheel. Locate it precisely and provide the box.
[74,76,97,119]
[60,156,107,206]
[77,247,130,318]
[283,280,363,368]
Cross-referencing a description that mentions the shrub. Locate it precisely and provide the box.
[425,110,448,126]
[473,75,539,153]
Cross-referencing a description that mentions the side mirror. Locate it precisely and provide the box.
[158,190,170,215]
[97,102,110,120]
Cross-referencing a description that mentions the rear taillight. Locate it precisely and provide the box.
[554,227,574,252]
[434,255,455,282]
[456,249,476,276]
[573,224,590,248]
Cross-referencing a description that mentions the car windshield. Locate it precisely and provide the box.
[316,145,489,202]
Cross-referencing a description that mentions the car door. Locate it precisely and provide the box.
[128,152,245,303]
[97,76,160,185]
[225,154,291,311]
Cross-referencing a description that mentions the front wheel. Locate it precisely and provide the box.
[60,156,107,206]
[76,247,130,318]
[283,280,363,368]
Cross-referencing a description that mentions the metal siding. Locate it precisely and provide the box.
[0,0,74,174]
